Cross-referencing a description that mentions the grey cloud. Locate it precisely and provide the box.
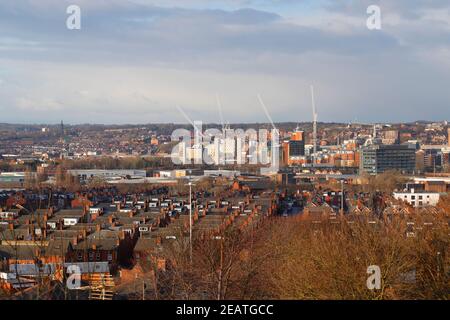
[0,1,400,69]
[0,0,449,123]
[325,0,450,17]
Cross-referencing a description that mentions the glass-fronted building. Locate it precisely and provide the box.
[360,144,416,174]
[289,140,305,157]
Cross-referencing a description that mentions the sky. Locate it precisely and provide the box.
[0,0,449,125]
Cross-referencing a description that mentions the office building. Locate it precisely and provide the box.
[289,140,305,157]
[359,144,416,174]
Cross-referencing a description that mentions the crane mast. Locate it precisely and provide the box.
[310,85,318,166]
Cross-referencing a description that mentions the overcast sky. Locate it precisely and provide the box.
[0,0,449,124]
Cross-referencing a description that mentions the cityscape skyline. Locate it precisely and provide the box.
[1,0,450,124]
[0,1,449,304]
[0,119,449,126]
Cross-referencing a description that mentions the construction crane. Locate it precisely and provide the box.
[257,94,280,175]
[310,85,318,167]
[216,93,226,133]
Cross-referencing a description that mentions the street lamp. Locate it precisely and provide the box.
[212,235,224,300]
[186,169,194,266]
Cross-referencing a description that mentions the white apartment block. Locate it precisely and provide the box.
[393,189,440,207]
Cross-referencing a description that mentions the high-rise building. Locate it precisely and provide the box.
[281,141,289,166]
[381,130,399,144]
[359,144,416,174]
[415,150,425,173]
[60,120,64,137]
[291,130,304,142]
[288,130,305,157]
[289,140,305,157]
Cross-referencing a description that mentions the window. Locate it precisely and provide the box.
[96,252,101,261]
[77,252,83,261]
[89,252,94,261]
